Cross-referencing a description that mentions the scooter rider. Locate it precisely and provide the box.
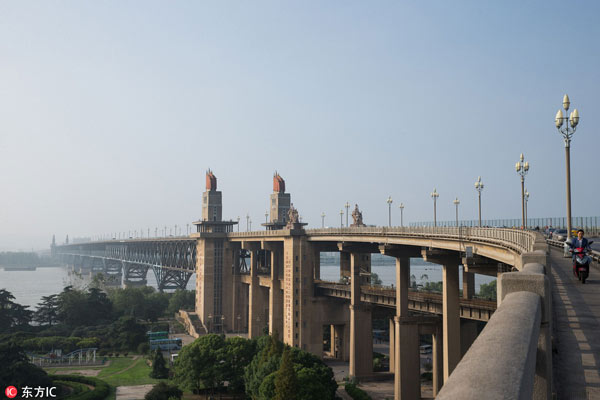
[569,229,591,275]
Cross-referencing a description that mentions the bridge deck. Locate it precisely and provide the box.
[315,281,496,321]
[549,247,600,399]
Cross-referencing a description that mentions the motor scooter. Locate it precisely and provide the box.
[571,240,593,284]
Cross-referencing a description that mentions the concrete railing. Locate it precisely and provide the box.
[438,233,552,400]
[177,310,202,338]
[437,291,541,400]
[307,226,535,254]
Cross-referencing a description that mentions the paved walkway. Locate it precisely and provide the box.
[549,248,600,399]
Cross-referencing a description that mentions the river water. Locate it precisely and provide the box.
[1,260,494,309]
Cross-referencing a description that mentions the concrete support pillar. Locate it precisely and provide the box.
[393,255,420,399]
[349,304,372,378]
[248,249,262,338]
[460,320,478,357]
[443,262,460,380]
[333,324,349,361]
[349,252,372,379]
[462,269,475,299]
[389,318,395,373]
[340,251,350,280]
[432,324,444,396]
[394,317,420,399]
[267,246,283,336]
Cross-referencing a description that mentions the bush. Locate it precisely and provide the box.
[49,375,109,400]
[145,382,183,400]
[138,342,150,355]
[344,382,371,400]
[150,350,169,379]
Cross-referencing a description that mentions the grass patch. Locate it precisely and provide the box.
[99,357,163,386]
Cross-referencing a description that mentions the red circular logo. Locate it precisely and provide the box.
[5,386,18,399]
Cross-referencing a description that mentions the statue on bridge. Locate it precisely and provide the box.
[351,204,365,227]
[286,203,300,227]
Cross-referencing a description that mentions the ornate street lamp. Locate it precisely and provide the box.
[345,202,350,227]
[386,196,393,227]
[321,212,326,228]
[555,94,580,239]
[453,197,460,227]
[515,153,530,229]
[399,203,404,227]
[431,189,439,227]
[474,176,484,227]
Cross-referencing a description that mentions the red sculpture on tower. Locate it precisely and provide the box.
[273,171,285,193]
[206,169,217,191]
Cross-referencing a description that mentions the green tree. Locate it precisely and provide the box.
[274,348,297,400]
[422,281,443,293]
[167,290,195,315]
[150,350,169,379]
[244,335,281,399]
[478,280,497,300]
[223,336,256,393]
[173,334,226,393]
[145,292,169,321]
[370,272,382,285]
[144,382,183,400]
[109,316,147,350]
[0,289,32,332]
[34,294,59,326]
[0,342,52,391]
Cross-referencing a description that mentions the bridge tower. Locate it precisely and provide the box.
[263,172,291,230]
[51,235,56,258]
[194,170,237,334]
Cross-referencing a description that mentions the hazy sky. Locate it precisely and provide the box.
[1,1,599,251]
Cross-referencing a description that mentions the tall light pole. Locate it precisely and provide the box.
[344,202,350,227]
[340,209,344,228]
[431,189,439,227]
[524,189,529,228]
[237,216,240,232]
[386,196,393,227]
[453,197,460,227]
[555,94,580,239]
[321,212,326,228]
[249,218,252,231]
[246,214,250,232]
[265,211,268,230]
[474,176,484,227]
[515,153,530,229]
[399,203,404,227]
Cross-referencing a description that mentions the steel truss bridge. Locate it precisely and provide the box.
[55,238,197,290]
